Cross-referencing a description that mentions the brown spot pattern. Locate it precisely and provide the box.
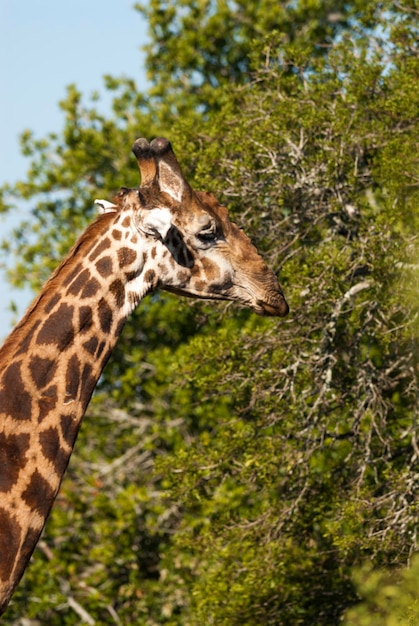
[125,269,139,282]
[66,269,91,295]
[117,247,137,268]
[115,318,126,337]
[38,386,58,422]
[98,298,113,333]
[0,432,30,491]
[29,356,57,390]
[109,279,125,308]
[79,364,96,407]
[15,526,42,585]
[0,509,21,582]
[60,414,80,448]
[21,470,54,518]
[79,306,93,334]
[96,340,106,359]
[144,270,156,283]
[15,320,41,356]
[88,238,111,262]
[36,303,75,351]
[65,354,80,400]
[0,363,32,421]
[96,256,113,277]
[81,277,100,299]
[44,294,61,314]
[62,262,83,287]
[83,336,98,355]
[39,427,69,476]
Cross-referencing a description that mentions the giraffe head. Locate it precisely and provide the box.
[109,138,289,317]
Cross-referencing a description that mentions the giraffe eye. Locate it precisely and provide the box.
[196,223,218,246]
[197,230,216,242]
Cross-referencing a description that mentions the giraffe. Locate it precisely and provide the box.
[0,137,288,614]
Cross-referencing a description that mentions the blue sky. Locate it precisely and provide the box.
[0,0,148,340]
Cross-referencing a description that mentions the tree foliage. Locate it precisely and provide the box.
[1,1,419,624]
[135,0,374,114]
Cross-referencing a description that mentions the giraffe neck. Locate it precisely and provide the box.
[0,211,151,612]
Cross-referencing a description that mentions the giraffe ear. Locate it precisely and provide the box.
[150,138,191,203]
[136,207,173,241]
[157,160,185,202]
[94,199,118,214]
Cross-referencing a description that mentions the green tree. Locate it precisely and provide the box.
[136,0,377,114]
[343,556,419,626]
[1,1,418,624]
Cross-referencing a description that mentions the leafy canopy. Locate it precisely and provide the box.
[1,1,419,624]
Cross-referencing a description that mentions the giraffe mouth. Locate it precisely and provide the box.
[256,296,289,317]
[163,285,289,317]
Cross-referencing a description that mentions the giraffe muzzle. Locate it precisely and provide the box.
[256,293,289,317]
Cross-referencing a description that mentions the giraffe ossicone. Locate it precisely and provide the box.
[0,137,288,615]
